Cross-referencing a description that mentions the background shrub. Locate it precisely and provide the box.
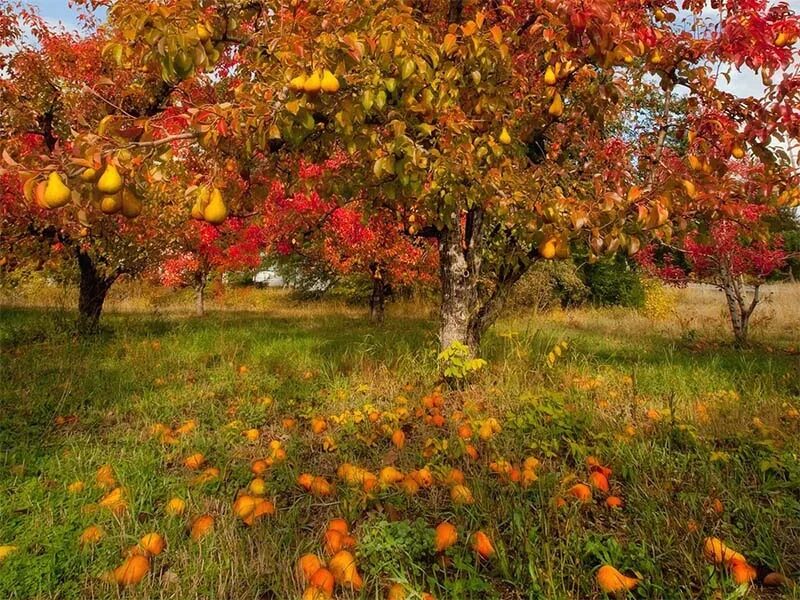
[506,261,589,312]
[580,255,645,308]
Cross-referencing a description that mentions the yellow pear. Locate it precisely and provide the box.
[0,545,17,561]
[548,92,564,117]
[203,188,227,224]
[196,23,211,42]
[320,69,340,93]
[121,190,142,218]
[731,144,745,159]
[100,194,122,214]
[80,168,98,182]
[544,66,557,85]
[97,164,123,195]
[499,127,511,145]
[43,172,72,209]
[303,70,322,94]
[289,73,307,92]
[539,238,557,259]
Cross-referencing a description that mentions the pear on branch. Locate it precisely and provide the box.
[100,194,122,214]
[43,172,72,209]
[121,190,142,218]
[203,188,227,224]
[97,164,123,195]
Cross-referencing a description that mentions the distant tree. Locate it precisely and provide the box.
[160,219,265,316]
[262,177,437,322]
[638,202,790,345]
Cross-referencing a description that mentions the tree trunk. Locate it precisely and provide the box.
[438,225,479,352]
[369,263,385,323]
[435,206,537,355]
[195,276,206,317]
[77,251,117,333]
[467,266,527,349]
[719,270,760,346]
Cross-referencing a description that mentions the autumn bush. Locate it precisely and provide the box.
[505,261,588,313]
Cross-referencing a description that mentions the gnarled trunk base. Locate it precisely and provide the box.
[77,251,117,334]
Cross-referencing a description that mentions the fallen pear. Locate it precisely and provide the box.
[544,66,557,85]
[101,554,149,586]
[596,565,639,593]
[97,164,123,195]
[703,537,746,566]
[43,173,72,209]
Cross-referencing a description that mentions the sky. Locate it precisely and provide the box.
[22,0,800,100]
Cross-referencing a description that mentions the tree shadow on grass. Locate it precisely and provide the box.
[0,308,436,467]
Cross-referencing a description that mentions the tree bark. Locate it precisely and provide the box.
[195,274,207,317]
[437,205,492,353]
[369,263,385,323]
[77,250,117,333]
[719,269,760,346]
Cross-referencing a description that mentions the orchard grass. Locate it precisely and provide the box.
[1,285,799,599]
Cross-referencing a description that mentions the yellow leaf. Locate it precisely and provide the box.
[285,100,301,115]
[442,33,458,54]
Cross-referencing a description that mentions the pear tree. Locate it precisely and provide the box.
[5,0,800,350]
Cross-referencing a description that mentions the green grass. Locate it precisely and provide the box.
[1,301,799,599]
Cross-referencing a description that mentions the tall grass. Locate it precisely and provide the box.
[0,282,798,599]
